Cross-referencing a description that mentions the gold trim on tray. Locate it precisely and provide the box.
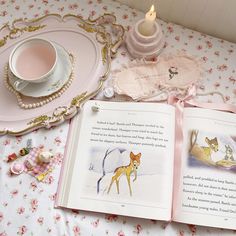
[0,13,125,136]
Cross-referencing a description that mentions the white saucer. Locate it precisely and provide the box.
[8,43,72,98]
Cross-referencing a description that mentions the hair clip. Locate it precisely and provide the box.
[36,168,52,182]
[10,162,24,175]
[7,153,18,163]
[24,160,34,171]
[37,151,53,164]
[19,147,30,156]
[6,139,33,162]
[19,139,33,156]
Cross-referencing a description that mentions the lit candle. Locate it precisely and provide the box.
[138,5,156,36]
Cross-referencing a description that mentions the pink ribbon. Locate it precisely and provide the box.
[168,85,236,219]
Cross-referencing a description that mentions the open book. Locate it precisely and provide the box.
[56,100,236,230]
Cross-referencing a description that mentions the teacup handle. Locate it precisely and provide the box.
[13,80,29,91]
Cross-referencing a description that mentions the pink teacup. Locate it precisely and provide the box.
[9,38,57,91]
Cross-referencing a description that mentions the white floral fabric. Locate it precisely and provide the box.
[0,0,236,235]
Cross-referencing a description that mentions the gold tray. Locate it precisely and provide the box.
[0,13,124,136]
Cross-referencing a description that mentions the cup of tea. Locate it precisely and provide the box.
[9,38,57,91]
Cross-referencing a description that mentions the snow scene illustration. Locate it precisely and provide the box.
[81,147,170,205]
[188,130,236,171]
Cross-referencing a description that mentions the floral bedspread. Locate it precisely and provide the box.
[0,0,236,235]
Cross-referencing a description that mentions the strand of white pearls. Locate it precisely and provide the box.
[4,54,75,109]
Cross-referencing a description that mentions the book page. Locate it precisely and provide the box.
[58,101,175,221]
[174,108,236,230]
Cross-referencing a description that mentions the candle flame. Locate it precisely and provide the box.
[150,5,155,13]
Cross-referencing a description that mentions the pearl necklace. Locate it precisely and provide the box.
[4,54,75,109]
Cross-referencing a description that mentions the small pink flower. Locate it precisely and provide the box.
[0,1,6,5]
[122,14,128,19]
[133,224,142,234]
[11,189,18,198]
[118,231,125,236]
[105,214,118,222]
[30,199,38,212]
[228,76,236,84]
[38,144,44,149]
[103,6,107,11]
[91,219,99,227]
[0,232,7,236]
[206,40,212,48]
[201,56,208,62]
[207,68,213,74]
[54,136,62,146]
[54,152,63,165]
[3,139,10,145]
[214,82,220,88]
[44,9,50,15]
[167,25,173,33]
[179,230,184,236]
[197,45,203,50]
[161,222,168,229]
[28,4,34,9]
[90,10,96,16]
[188,35,193,39]
[58,7,64,12]
[15,5,20,10]
[0,10,7,16]
[54,213,61,223]
[188,224,197,234]
[30,181,38,191]
[44,175,54,184]
[217,64,228,71]
[49,193,56,201]
[17,207,25,215]
[225,95,230,101]
[73,226,80,236]
[17,225,27,235]
[0,212,3,222]
[37,217,44,225]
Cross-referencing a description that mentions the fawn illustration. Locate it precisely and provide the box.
[201,137,219,160]
[190,130,219,161]
[107,152,141,196]
[224,145,234,161]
